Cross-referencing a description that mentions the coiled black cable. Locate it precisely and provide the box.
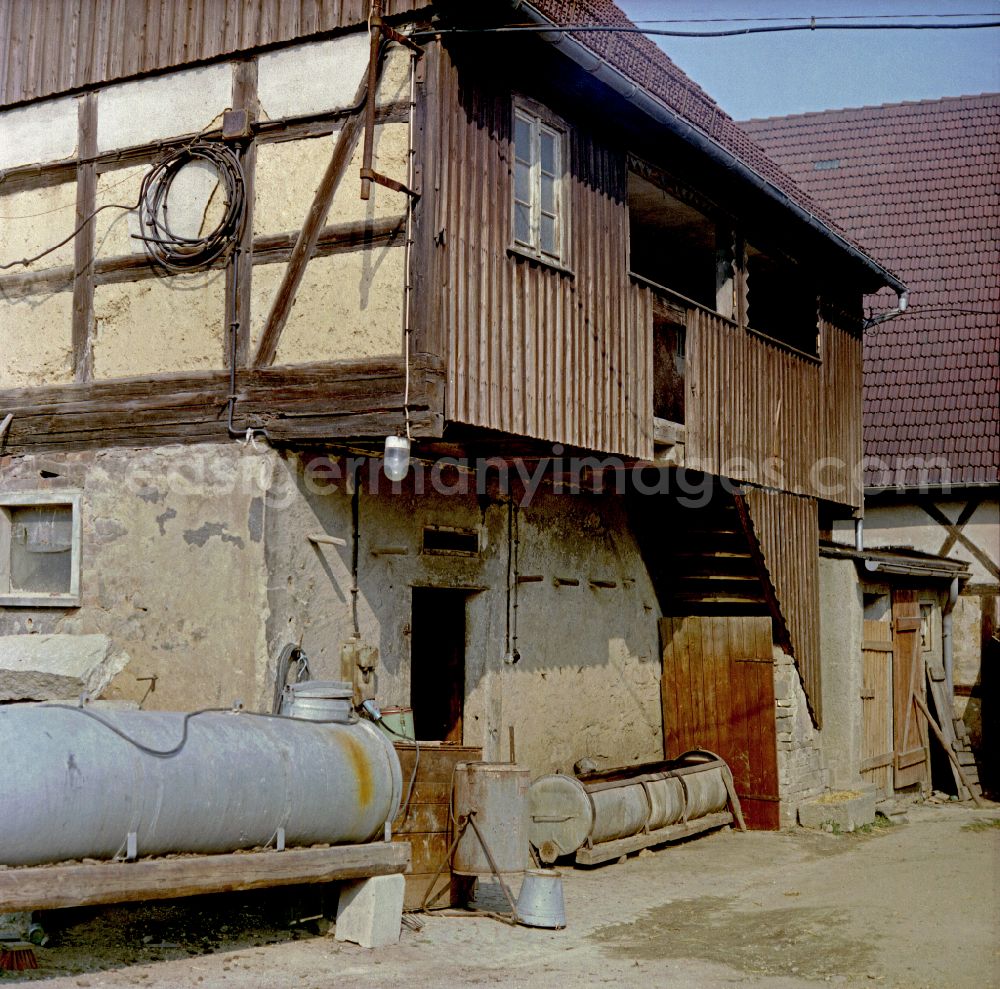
[136,141,246,272]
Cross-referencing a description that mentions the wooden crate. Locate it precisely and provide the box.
[391,742,482,910]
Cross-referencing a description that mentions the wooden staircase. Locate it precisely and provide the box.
[629,487,771,616]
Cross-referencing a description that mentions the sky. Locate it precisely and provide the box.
[616,1,1000,119]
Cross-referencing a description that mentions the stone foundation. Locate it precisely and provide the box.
[774,647,829,828]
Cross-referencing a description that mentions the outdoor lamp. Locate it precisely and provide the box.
[383,434,410,481]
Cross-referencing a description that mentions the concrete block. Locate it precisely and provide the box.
[335,873,404,948]
[798,788,877,833]
[0,634,128,701]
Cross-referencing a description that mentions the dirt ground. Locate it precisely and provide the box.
[5,801,998,989]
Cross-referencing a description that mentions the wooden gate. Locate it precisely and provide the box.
[660,614,779,829]
[861,619,894,797]
[892,591,929,789]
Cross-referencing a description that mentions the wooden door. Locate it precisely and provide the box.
[660,614,779,829]
[892,591,929,789]
[861,619,894,797]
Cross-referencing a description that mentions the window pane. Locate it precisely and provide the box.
[515,161,531,204]
[540,213,556,256]
[9,505,73,594]
[514,202,531,245]
[514,115,532,163]
[540,173,556,213]
[540,129,557,173]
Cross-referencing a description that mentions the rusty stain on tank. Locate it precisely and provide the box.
[338,731,374,811]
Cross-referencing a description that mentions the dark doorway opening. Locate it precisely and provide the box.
[410,587,467,742]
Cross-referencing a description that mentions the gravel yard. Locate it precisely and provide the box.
[5,801,998,989]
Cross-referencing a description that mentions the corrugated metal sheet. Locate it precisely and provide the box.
[0,0,421,107]
[423,44,652,460]
[686,308,863,509]
[742,485,822,727]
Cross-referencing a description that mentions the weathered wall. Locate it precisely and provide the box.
[0,445,272,711]
[0,444,664,777]
[261,454,664,774]
[819,555,865,788]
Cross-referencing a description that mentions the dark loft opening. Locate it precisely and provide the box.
[653,316,685,424]
[628,171,717,310]
[410,587,467,743]
[746,244,819,356]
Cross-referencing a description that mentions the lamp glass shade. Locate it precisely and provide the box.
[383,435,410,481]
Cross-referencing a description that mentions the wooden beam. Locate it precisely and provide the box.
[574,811,733,865]
[253,70,375,368]
[0,842,411,913]
[229,58,258,368]
[0,357,445,454]
[72,92,97,382]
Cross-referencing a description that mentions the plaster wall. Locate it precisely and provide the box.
[0,180,77,269]
[0,445,272,712]
[92,271,228,378]
[819,555,865,788]
[249,247,405,362]
[0,292,75,388]
[253,123,409,235]
[0,95,78,171]
[96,63,232,154]
[261,455,664,775]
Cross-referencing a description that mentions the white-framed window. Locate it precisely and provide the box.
[512,101,567,263]
[0,491,82,607]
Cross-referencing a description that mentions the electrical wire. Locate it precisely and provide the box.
[412,20,1000,40]
[136,142,246,272]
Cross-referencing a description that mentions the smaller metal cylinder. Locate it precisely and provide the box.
[452,762,530,878]
[279,680,353,723]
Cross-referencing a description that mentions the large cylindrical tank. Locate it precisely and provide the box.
[0,705,402,867]
[452,762,530,878]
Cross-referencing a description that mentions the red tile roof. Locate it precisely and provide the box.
[528,1,875,265]
[743,95,1000,488]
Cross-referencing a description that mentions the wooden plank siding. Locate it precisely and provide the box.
[861,618,894,797]
[418,44,652,460]
[740,486,823,726]
[686,308,863,509]
[0,0,425,108]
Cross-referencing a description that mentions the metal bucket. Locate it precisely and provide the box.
[452,762,530,878]
[280,680,353,723]
[516,869,566,929]
[377,706,415,741]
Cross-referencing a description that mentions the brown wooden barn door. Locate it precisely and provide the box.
[861,619,894,798]
[660,614,779,829]
[892,591,929,789]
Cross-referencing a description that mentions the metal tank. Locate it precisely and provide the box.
[0,704,402,867]
[681,765,728,818]
[452,762,530,878]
